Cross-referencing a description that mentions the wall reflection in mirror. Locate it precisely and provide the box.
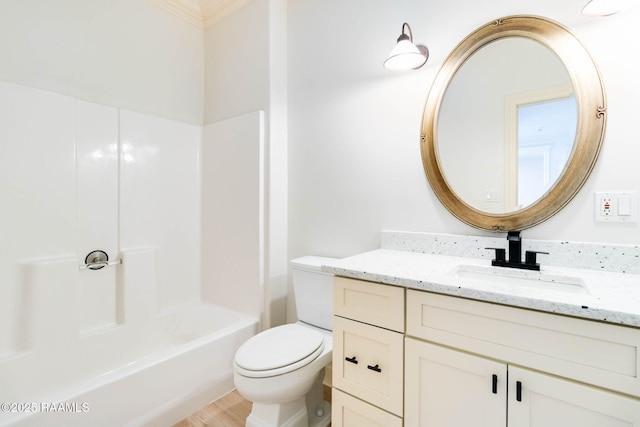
[437,37,577,214]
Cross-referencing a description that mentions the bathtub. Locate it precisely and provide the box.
[0,301,258,427]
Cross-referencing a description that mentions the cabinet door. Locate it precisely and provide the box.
[405,338,507,427]
[333,316,404,416]
[509,366,640,427]
[332,388,403,427]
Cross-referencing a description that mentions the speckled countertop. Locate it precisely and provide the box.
[321,231,640,328]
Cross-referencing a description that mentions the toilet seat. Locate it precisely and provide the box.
[234,324,325,378]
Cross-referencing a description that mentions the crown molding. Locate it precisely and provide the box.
[201,0,254,28]
[148,0,253,29]
[148,0,203,28]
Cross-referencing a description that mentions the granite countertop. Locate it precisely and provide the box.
[322,248,640,328]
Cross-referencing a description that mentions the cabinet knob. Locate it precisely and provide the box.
[367,364,382,373]
[345,356,358,364]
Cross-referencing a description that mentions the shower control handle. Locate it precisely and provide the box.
[80,250,123,270]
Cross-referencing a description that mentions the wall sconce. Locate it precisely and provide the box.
[383,23,429,71]
[582,0,631,16]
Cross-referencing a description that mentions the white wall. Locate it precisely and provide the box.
[204,0,289,327]
[287,0,640,269]
[204,0,269,125]
[0,0,204,125]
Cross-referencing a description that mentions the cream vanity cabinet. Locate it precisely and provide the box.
[331,276,640,427]
[405,289,640,427]
[332,277,405,427]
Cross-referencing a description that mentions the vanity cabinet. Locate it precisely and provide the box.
[405,289,640,427]
[331,276,640,426]
[405,339,640,426]
[332,277,405,426]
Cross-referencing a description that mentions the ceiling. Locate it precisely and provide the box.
[148,0,252,28]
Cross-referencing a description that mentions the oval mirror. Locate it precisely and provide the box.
[421,15,606,231]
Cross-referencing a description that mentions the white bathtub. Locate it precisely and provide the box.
[0,301,258,427]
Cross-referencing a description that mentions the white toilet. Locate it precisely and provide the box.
[233,256,336,427]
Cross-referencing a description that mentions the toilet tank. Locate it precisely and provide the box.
[290,256,337,331]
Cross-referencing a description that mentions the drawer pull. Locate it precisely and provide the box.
[345,356,358,364]
[516,381,522,402]
[492,374,498,394]
[367,364,382,373]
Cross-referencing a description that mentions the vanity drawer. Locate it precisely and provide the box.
[406,290,640,398]
[332,388,403,427]
[334,277,405,332]
[333,316,404,416]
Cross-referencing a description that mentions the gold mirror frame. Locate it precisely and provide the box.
[421,15,606,231]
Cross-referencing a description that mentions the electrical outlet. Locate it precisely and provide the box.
[600,197,612,216]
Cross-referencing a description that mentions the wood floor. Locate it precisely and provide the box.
[174,387,331,427]
[174,390,251,427]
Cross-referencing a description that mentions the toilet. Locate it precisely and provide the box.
[233,256,336,427]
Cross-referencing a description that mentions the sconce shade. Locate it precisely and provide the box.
[582,0,631,16]
[384,23,428,71]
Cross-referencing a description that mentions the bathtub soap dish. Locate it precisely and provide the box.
[81,250,122,270]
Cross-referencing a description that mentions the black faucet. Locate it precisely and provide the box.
[507,231,522,264]
[486,231,548,271]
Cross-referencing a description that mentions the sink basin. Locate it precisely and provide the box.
[450,265,589,294]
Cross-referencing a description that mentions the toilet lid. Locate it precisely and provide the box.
[235,324,324,373]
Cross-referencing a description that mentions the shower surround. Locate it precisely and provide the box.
[0,80,258,426]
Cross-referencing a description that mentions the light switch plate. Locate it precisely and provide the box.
[595,191,638,222]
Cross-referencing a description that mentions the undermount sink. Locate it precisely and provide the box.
[450,265,589,294]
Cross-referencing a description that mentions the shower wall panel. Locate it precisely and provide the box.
[0,81,76,357]
[76,100,119,332]
[119,110,202,311]
[201,111,265,322]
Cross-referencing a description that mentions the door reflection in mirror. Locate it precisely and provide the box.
[508,93,577,210]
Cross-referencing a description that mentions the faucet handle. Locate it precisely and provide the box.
[485,247,506,262]
[524,250,549,267]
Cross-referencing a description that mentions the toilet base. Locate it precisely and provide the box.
[246,397,306,427]
[246,399,331,427]
[244,369,331,427]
